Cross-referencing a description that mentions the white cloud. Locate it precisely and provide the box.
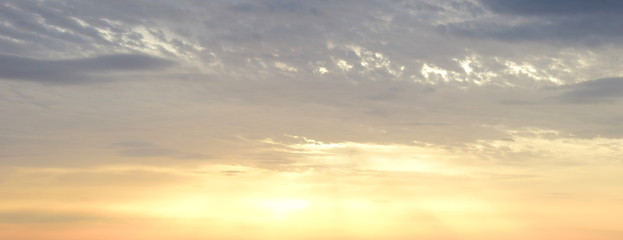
[274,61,298,72]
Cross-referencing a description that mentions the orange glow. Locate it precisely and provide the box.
[1,136,622,239]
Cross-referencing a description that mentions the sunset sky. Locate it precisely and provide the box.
[1,0,622,239]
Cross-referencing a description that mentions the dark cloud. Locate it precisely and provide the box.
[445,0,623,44]
[73,54,174,71]
[230,0,325,15]
[449,15,623,44]
[480,0,623,15]
[0,54,174,84]
[560,77,623,103]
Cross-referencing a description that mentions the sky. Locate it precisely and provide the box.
[0,0,622,239]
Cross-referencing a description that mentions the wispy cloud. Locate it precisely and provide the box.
[447,0,623,44]
[560,77,623,103]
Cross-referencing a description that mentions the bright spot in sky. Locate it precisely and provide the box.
[260,198,310,218]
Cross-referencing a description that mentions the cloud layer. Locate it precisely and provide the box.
[0,1,622,239]
[0,54,174,84]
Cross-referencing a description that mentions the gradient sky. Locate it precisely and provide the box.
[1,0,622,239]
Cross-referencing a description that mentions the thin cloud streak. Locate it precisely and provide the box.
[0,54,174,84]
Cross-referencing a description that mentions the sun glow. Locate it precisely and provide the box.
[2,134,622,240]
[259,198,310,219]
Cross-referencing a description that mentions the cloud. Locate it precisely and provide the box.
[0,0,621,164]
[560,77,623,103]
[112,141,177,158]
[479,0,623,15]
[443,0,623,45]
[118,147,177,158]
[0,0,616,87]
[0,210,105,223]
[110,141,215,160]
[221,170,246,176]
[0,54,174,84]
[113,141,158,148]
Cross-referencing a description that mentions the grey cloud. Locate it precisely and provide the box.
[113,141,156,148]
[17,2,104,41]
[231,0,325,15]
[1,0,622,170]
[0,0,584,86]
[73,54,174,71]
[0,0,190,59]
[0,1,107,55]
[175,153,214,160]
[0,54,174,84]
[498,100,535,105]
[0,3,84,44]
[449,16,623,45]
[560,77,623,103]
[117,146,177,158]
[404,121,452,126]
[112,141,211,160]
[480,0,623,15]
[444,0,623,44]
